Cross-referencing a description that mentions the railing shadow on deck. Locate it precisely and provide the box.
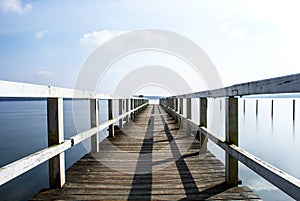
[0,80,148,191]
[129,105,230,201]
[160,73,300,200]
[1,73,300,200]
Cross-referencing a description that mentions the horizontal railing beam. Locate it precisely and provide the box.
[0,102,148,187]
[71,102,148,145]
[0,80,148,100]
[0,140,72,186]
[172,73,300,98]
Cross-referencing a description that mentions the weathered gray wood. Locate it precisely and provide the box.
[200,126,300,200]
[0,140,71,186]
[32,105,260,201]
[108,99,114,138]
[174,98,178,123]
[293,99,295,121]
[47,98,65,188]
[130,98,134,120]
[225,97,238,185]
[179,98,183,116]
[186,98,191,119]
[0,101,148,187]
[134,99,137,117]
[126,99,130,123]
[186,98,191,135]
[119,99,123,128]
[70,102,148,145]
[90,99,99,153]
[0,80,128,99]
[271,99,273,118]
[162,103,300,200]
[256,99,258,116]
[199,98,207,152]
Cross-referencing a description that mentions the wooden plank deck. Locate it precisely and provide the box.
[31,104,261,201]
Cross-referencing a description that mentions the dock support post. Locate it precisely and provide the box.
[90,99,99,153]
[256,99,258,117]
[119,99,123,128]
[126,99,130,123]
[47,98,65,188]
[174,98,178,123]
[293,99,295,122]
[134,99,137,117]
[186,98,192,135]
[225,97,239,185]
[108,99,114,138]
[179,98,183,123]
[199,98,208,152]
[271,99,273,119]
[130,98,134,120]
[168,98,172,116]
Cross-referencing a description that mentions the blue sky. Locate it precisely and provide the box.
[0,0,300,94]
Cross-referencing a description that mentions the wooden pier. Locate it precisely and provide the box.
[1,73,300,200]
[31,105,260,200]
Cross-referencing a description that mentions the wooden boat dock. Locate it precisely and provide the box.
[31,105,260,200]
[1,74,300,200]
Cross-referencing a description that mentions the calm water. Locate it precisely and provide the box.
[0,98,299,200]
[205,98,300,201]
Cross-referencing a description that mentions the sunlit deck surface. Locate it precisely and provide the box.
[31,105,261,201]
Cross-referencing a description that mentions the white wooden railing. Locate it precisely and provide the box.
[160,73,300,200]
[0,80,148,188]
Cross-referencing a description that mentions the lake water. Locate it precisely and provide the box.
[0,98,299,200]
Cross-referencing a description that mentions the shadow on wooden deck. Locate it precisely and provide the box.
[31,105,261,201]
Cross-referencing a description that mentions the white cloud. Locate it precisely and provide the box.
[35,29,50,39]
[0,0,32,15]
[37,70,53,77]
[80,30,127,48]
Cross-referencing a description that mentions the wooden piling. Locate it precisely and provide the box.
[271,99,273,119]
[256,99,258,117]
[293,99,295,122]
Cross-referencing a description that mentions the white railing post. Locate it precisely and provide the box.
[130,98,134,120]
[174,98,178,123]
[199,98,208,152]
[108,99,114,138]
[47,98,65,188]
[133,99,136,117]
[225,97,239,185]
[90,99,99,153]
[179,98,183,123]
[119,99,123,128]
[186,98,192,135]
[126,99,130,123]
